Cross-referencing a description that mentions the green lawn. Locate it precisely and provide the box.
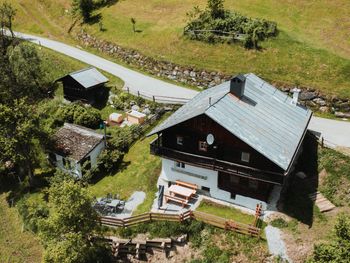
[11,0,350,98]
[0,193,43,263]
[196,199,256,225]
[39,46,124,90]
[88,135,161,215]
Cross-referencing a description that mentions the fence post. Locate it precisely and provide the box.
[153,95,155,102]
[149,212,152,222]
[137,91,140,97]
[127,87,130,94]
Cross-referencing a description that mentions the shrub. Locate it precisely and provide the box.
[17,195,49,233]
[54,103,102,129]
[309,214,350,262]
[184,0,277,49]
[111,96,124,110]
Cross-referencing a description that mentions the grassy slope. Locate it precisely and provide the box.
[88,135,161,215]
[11,0,350,97]
[0,194,42,263]
[196,200,256,225]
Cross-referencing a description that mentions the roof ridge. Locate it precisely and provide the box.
[69,66,95,76]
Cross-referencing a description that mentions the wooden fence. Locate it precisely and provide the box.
[100,210,261,238]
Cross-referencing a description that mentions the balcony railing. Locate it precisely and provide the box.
[150,138,284,185]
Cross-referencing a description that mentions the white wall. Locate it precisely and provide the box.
[55,141,105,178]
[159,158,270,210]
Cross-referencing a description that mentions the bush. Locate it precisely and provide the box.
[184,0,277,49]
[54,103,102,129]
[111,96,124,110]
[309,214,350,262]
[17,196,49,233]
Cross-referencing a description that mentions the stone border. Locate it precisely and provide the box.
[75,30,350,117]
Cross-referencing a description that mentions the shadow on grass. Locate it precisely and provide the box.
[282,132,319,227]
[0,170,52,206]
[89,160,131,185]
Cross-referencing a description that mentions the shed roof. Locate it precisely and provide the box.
[53,123,104,161]
[148,73,312,171]
[58,67,109,89]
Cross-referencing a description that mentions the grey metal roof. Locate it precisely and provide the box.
[68,67,108,89]
[148,73,312,171]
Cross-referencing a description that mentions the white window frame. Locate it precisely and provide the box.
[241,152,250,163]
[176,136,183,145]
[198,141,208,152]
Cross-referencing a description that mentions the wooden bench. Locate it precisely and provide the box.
[164,194,189,208]
[175,180,198,191]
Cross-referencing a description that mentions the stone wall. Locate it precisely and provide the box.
[76,30,350,118]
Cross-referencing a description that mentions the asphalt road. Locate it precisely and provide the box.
[14,31,350,149]
[13,31,198,104]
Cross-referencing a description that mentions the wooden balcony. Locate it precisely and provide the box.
[150,138,284,185]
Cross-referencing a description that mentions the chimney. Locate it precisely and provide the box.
[291,88,301,105]
[230,74,246,98]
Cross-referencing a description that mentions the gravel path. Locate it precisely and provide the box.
[117,191,146,219]
[265,225,291,262]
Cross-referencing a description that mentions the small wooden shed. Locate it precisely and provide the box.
[127,110,146,125]
[56,67,109,104]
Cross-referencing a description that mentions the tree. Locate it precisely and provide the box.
[0,42,53,105]
[0,2,16,50]
[40,178,109,263]
[0,99,45,183]
[131,17,136,32]
[72,0,95,22]
[207,0,225,19]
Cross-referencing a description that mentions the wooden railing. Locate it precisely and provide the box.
[150,138,284,185]
[100,210,261,238]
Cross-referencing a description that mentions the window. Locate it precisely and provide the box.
[175,161,185,169]
[198,141,208,152]
[229,175,240,184]
[201,186,210,193]
[249,180,259,190]
[176,136,183,145]
[241,152,250,162]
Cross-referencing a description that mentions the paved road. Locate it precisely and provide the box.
[15,32,350,149]
[13,31,198,104]
[309,117,350,148]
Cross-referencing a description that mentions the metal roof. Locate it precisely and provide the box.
[65,67,108,89]
[148,73,312,171]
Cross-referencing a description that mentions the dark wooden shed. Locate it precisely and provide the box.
[56,67,109,104]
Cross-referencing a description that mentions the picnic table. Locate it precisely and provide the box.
[168,184,196,201]
[95,197,122,213]
[106,199,120,213]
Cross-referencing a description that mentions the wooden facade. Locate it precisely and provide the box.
[151,114,286,201]
[60,76,104,104]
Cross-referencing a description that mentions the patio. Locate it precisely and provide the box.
[151,179,201,214]
[94,191,146,219]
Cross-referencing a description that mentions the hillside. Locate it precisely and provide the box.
[10,0,350,97]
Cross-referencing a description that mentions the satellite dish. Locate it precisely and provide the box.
[206,134,215,145]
